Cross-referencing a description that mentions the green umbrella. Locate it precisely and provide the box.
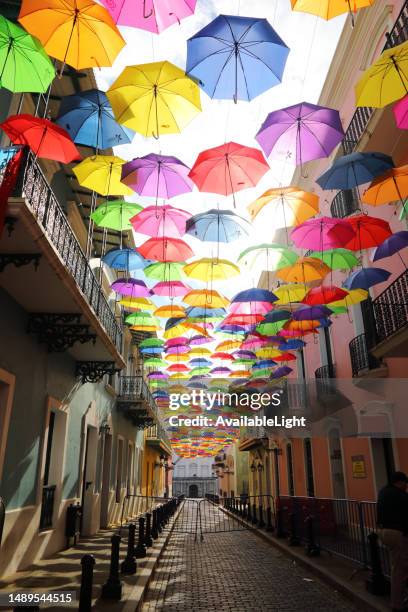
[250,368,271,378]
[238,243,297,271]
[139,337,164,349]
[233,358,255,365]
[91,200,142,231]
[0,16,55,93]
[309,248,359,270]
[256,320,286,335]
[189,367,211,376]
[399,199,408,221]
[143,357,166,367]
[125,311,158,326]
[330,305,348,315]
[144,261,185,281]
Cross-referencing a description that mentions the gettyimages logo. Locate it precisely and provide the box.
[168,389,283,411]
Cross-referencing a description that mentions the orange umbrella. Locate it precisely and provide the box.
[248,186,319,225]
[183,289,230,309]
[276,257,330,283]
[18,0,125,72]
[284,320,320,332]
[362,165,408,206]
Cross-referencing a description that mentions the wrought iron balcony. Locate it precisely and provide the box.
[349,333,381,377]
[371,269,408,354]
[117,375,158,429]
[315,364,336,396]
[330,189,359,218]
[315,365,335,379]
[146,422,172,454]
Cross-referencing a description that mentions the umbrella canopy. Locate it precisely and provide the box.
[186,14,289,102]
[189,335,212,345]
[238,243,297,271]
[138,237,194,262]
[248,186,319,229]
[154,305,186,318]
[308,248,359,270]
[56,89,133,150]
[18,0,125,70]
[1,114,80,163]
[292,305,333,321]
[101,0,196,34]
[317,152,395,190]
[111,278,150,297]
[186,209,249,242]
[256,102,344,165]
[302,285,348,305]
[121,153,194,200]
[167,364,190,373]
[329,288,368,309]
[102,247,148,270]
[393,95,408,130]
[125,311,158,326]
[189,142,269,203]
[183,290,229,309]
[131,205,191,238]
[345,215,392,251]
[144,261,185,281]
[120,296,155,310]
[373,231,408,261]
[276,257,330,284]
[0,15,55,93]
[290,0,375,20]
[344,267,391,290]
[271,366,293,378]
[355,41,408,108]
[183,258,240,281]
[232,288,277,303]
[73,155,133,196]
[151,281,191,297]
[362,165,408,206]
[107,61,201,137]
[274,284,308,304]
[90,200,142,231]
[229,301,273,316]
[291,216,355,250]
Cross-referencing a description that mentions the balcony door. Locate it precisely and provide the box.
[80,425,98,535]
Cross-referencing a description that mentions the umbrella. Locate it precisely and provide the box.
[56,89,133,151]
[263,309,291,323]
[138,237,194,262]
[308,248,359,270]
[111,278,150,297]
[276,257,330,283]
[229,301,273,316]
[271,366,292,379]
[284,320,320,332]
[91,200,142,231]
[167,364,190,373]
[125,311,158,326]
[120,296,155,310]
[328,288,368,309]
[212,352,235,361]
[238,243,298,271]
[186,14,289,102]
[274,284,308,304]
[121,153,194,202]
[282,339,305,350]
[355,41,408,108]
[291,217,355,251]
[18,0,125,72]
[0,15,55,93]
[165,345,190,355]
[343,267,391,290]
[317,152,395,190]
[1,115,80,163]
[345,215,392,251]
[362,165,408,206]
[183,290,229,309]
[189,335,212,345]
[292,305,333,321]
[131,205,191,238]
[73,155,133,196]
[140,338,164,349]
[290,0,375,23]
[393,95,408,129]
[256,320,286,336]
[183,258,240,281]
[256,102,344,167]
[144,262,185,281]
[302,285,348,305]
[151,281,191,297]
[107,61,201,138]
[100,0,196,34]
[102,247,148,270]
[232,288,277,303]
[154,305,186,318]
[189,358,212,367]
[373,231,408,262]
[186,209,249,242]
[189,142,269,206]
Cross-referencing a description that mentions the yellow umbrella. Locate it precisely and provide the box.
[362,165,408,206]
[73,155,133,196]
[273,284,308,304]
[248,187,319,226]
[183,258,240,281]
[329,288,368,308]
[355,41,408,108]
[188,347,212,356]
[290,0,375,21]
[183,289,230,308]
[255,348,283,359]
[215,340,242,351]
[129,324,159,332]
[276,257,331,283]
[120,297,155,310]
[169,373,189,380]
[18,0,125,71]
[163,321,207,339]
[165,353,190,362]
[154,305,186,318]
[107,61,201,138]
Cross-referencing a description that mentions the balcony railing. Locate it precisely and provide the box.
[4,150,123,353]
[39,485,56,531]
[341,1,408,153]
[146,421,169,443]
[118,375,157,414]
[349,333,381,377]
[330,189,359,218]
[372,269,408,343]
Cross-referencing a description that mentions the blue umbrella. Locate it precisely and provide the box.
[317,318,332,328]
[263,309,291,323]
[186,209,249,243]
[292,305,333,321]
[373,231,408,262]
[189,358,212,367]
[140,346,163,354]
[186,306,226,319]
[317,152,394,190]
[102,248,149,270]
[343,267,391,290]
[280,339,305,350]
[232,288,278,303]
[186,14,289,102]
[271,366,293,378]
[253,359,277,369]
[56,89,134,150]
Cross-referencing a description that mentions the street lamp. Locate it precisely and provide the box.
[250,461,256,473]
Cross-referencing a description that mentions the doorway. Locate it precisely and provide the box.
[371,438,395,493]
[100,432,112,528]
[81,425,98,535]
[188,484,199,498]
[328,429,346,499]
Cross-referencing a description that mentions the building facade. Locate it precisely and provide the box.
[172,458,217,497]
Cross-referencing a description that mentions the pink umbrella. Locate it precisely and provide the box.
[291,216,355,250]
[131,205,191,238]
[393,95,408,130]
[100,0,197,34]
[165,337,189,347]
[151,281,191,297]
[137,237,194,262]
[111,278,150,297]
[229,301,274,316]
[165,345,190,354]
[241,336,269,350]
[189,334,212,345]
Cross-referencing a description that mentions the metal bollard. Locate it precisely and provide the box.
[121,523,137,574]
[134,517,147,558]
[258,504,265,529]
[157,505,164,530]
[101,534,123,600]
[288,511,300,546]
[79,554,95,611]
[252,503,257,524]
[151,509,159,539]
[305,515,320,556]
[275,506,285,538]
[365,532,390,596]
[265,505,274,532]
[144,512,153,547]
[246,500,252,522]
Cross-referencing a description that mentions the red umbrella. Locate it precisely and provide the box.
[223,313,264,325]
[189,141,269,206]
[0,114,80,163]
[273,352,296,362]
[137,237,194,262]
[345,215,392,251]
[166,364,190,372]
[211,352,235,361]
[303,285,348,305]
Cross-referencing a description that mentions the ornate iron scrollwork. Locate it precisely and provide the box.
[27,313,97,352]
[0,253,41,272]
[76,361,121,384]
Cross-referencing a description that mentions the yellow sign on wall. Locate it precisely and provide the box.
[351,455,367,479]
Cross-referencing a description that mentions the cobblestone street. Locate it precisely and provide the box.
[142,501,358,611]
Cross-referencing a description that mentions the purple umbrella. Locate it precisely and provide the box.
[271,366,293,378]
[233,350,257,359]
[147,371,169,379]
[121,153,194,204]
[165,345,191,355]
[111,278,150,297]
[343,267,391,290]
[292,305,333,321]
[189,334,212,345]
[373,231,408,263]
[256,102,344,169]
[210,366,231,375]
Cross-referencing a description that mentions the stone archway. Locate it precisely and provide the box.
[188,484,199,498]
